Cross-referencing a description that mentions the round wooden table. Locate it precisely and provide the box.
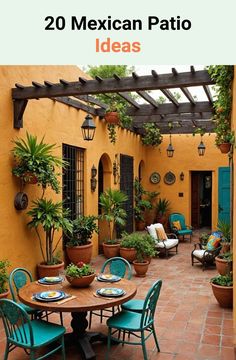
[19,278,137,360]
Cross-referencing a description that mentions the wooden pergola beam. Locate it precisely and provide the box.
[117,92,140,109]
[12,70,214,100]
[132,112,213,124]
[161,89,179,106]
[134,122,215,135]
[52,97,98,116]
[123,101,212,117]
[203,85,213,105]
[136,91,159,108]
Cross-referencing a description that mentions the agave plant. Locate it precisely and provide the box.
[99,188,128,242]
[217,220,231,244]
[27,198,72,265]
[12,132,67,193]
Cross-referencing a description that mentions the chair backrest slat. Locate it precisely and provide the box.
[0,299,33,347]
[9,268,33,302]
[101,257,132,280]
[141,279,162,328]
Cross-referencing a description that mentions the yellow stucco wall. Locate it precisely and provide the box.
[142,133,228,229]
[0,65,146,277]
[0,65,229,280]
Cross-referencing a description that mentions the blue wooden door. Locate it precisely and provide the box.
[218,167,230,222]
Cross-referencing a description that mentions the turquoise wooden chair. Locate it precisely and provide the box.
[9,268,41,319]
[88,257,132,328]
[106,279,162,360]
[169,213,193,242]
[0,299,66,360]
[9,267,63,324]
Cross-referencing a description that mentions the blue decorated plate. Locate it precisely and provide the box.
[96,288,125,297]
[38,277,63,285]
[35,290,65,302]
[97,274,121,282]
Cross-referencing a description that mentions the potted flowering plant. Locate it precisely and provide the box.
[65,262,96,287]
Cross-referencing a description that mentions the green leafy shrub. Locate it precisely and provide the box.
[0,260,10,294]
[65,262,95,278]
[211,273,233,287]
[67,215,99,247]
[120,233,156,262]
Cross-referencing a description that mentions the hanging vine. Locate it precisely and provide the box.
[207,65,234,146]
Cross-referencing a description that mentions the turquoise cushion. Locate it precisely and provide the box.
[178,229,192,235]
[121,299,144,313]
[107,310,142,331]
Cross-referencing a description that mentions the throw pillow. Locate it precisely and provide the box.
[155,227,167,241]
[206,234,221,250]
[172,220,181,230]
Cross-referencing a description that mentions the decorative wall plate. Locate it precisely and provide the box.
[164,171,176,185]
[150,172,161,184]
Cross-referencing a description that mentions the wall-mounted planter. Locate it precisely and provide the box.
[14,192,28,210]
[104,112,119,124]
[219,143,231,154]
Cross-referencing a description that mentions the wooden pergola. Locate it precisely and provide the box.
[12,66,215,134]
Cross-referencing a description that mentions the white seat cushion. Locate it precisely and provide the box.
[156,239,179,249]
[192,249,205,259]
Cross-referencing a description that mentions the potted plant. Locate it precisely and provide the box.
[215,252,232,276]
[141,123,163,147]
[65,261,96,288]
[104,102,120,125]
[210,272,233,308]
[66,215,99,264]
[134,178,158,230]
[27,198,72,278]
[99,188,128,258]
[120,233,137,263]
[217,220,231,253]
[0,260,10,299]
[12,132,66,195]
[132,233,156,277]
[156,198,171,227]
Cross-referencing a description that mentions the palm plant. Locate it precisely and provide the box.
[217,220,231,244]
[12,132,67,194]
[99,188,128,242]
[27,198,72,265]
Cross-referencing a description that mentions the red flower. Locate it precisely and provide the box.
[77,261,85,268]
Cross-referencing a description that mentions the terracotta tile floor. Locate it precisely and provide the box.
[0,230,234,359]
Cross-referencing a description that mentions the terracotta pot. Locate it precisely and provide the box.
[119,247,137,263]
[37,261,64,278]
[133,260,149,277]
[135,221,146,231]
[219,143,231,154]
[0,290,10,299]
[102,243,120,258]
[66,242,93,264]
[104,112,119,124]
[66,273,95,288]
[23,172,38,184]
[215,257,232,276]
[211,282,233,308]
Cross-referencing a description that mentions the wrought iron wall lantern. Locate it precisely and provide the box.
[113,154,120,185]
[81,114,96,141]
[180,172,184,181]
[90,165,97,192]
[198,135,206,156]
[166,133,174,158]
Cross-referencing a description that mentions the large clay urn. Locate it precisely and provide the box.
[66,242,93,264]
[119,247,137,263]
[211,283,233,308]
[37,261,64,278]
